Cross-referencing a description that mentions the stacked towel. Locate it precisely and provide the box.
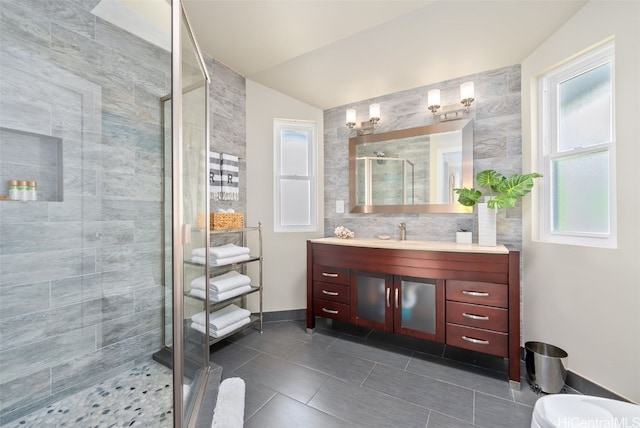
[191,243,251,266]
[190,304,252,338]
[189,270,253,302]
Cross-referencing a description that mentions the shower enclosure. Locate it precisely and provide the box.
[0,0,210,426]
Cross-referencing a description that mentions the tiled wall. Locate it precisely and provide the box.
[323,65,523,249]
[0,0,169,421]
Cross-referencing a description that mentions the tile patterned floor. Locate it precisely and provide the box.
[2,363,174,428]
[3,319,579,428]
[211,319,569,428]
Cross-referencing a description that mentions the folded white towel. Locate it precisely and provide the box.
[190,271,251,293]
[191,316,251,338]
[191,254,251,267]
[192,244,250,259]
[191,304,251,331]
[189,284,254,303]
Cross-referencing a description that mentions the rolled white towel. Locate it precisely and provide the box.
[192,244,250,259]
[191,304,251,331]
[190,271,251,293]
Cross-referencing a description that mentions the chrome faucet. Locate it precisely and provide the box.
[399,223,406,241]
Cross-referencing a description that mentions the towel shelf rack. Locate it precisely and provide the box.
[185,223,263,346]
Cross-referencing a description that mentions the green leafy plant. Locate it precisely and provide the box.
[454,170,542,210]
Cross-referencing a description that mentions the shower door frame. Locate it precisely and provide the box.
[171,1,212,426]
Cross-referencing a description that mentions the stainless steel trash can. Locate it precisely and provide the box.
[525,341,568,393]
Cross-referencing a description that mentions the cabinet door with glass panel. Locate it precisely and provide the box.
[350,272,445,342]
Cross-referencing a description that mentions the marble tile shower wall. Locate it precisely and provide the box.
[0,0,169,422]
[324,64,522,248]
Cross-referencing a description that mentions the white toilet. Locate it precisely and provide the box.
[531,394,640,428]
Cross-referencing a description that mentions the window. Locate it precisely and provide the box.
[274,119,317,232]
[538,41,616,247]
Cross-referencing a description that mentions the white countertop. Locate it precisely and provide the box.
[309,237,509,254]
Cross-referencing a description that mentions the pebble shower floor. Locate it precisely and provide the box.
[3,362,174,428]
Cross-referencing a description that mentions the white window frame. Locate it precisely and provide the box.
[538,41,616,248]
[274,119,317,233]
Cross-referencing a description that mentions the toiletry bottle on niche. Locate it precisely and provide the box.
[27,181,37,201]
[18,181,28,201]
[8,180,19,200]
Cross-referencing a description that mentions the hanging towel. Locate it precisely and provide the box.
[220,153,239,201]
[209,151,222,201]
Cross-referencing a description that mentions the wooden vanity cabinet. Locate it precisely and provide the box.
[307,239,521,386]
[350,272,445,343]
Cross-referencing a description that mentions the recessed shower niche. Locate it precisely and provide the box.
[0,127,63,202]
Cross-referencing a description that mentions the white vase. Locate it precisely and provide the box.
[477,202,497,246]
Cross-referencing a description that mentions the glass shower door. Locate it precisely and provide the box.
[163,2,211,426]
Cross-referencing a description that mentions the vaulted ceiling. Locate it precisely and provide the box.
[183,0,586,109]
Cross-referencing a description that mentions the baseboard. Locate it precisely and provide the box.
[260,309,306,322]
[519,346,631,402]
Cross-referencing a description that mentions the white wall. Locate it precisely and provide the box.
[245,80,324,313]
[522,1,640,403]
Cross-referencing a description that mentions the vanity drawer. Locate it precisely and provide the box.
[446,280,508,308]
[313,299,350,322]
[446,323,508,357]
[313,281,349,304]
[446,301,508,332]
[313,265,350,285]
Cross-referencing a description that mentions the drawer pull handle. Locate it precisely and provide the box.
[462,290,489,297]
[322,307,339,315]
[322,289,339,296]
[463,312,489,321]
[322,272,339,278]
[394,288,399,308]
[462,335,490,345]
[386,288,391,308]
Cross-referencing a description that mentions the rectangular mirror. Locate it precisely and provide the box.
[349,119,473,213]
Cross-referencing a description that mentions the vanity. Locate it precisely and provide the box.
[306,237,521,387]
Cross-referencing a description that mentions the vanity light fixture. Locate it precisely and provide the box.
[428,81,476,121]
[369,103,380,125]
[427,89,441,114]
[346,108,357,129]
[460,81,475,110]
[345,104,381,135]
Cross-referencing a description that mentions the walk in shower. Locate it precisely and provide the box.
[0,1,210,426]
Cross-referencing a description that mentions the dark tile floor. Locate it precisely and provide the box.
[209,319,567,428]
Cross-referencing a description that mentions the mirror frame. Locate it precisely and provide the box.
[349,119,474,214]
